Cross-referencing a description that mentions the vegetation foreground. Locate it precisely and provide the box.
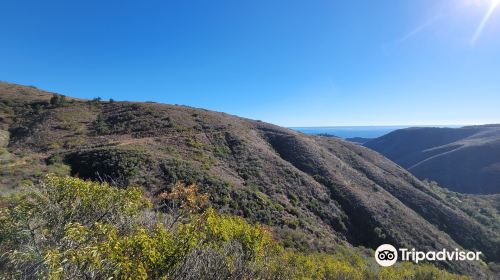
[0,175,467,279]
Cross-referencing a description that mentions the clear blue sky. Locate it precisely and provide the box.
[1,0,500,126]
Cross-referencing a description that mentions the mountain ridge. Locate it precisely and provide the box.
[364,125,500,194]
[1,82,499,277]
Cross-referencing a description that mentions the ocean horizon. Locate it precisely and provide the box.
[290,125,464,139]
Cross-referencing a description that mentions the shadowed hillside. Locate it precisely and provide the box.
[365,126,500,194]
[346,137,372,144]
[1,82,499,278]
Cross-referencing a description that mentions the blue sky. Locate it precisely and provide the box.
[1,0,500,126]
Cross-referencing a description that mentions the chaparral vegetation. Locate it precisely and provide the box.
[0,175,467,280]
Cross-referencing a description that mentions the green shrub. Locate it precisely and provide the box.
[186,137,203,149]
[0,176,469,280]
[50,94,67,107]
[64,148,151,187]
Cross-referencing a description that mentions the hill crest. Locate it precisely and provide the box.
[1,82,499,277]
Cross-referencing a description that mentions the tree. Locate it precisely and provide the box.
[50,94,66,107]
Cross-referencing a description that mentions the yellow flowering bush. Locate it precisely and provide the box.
[0,175,469,279]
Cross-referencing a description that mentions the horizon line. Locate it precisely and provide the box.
[288,123,499,128]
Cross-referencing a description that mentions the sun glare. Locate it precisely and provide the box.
[471,0,500,44]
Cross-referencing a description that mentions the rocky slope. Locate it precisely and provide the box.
[1,82,499,277]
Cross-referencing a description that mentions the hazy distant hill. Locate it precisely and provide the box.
[364,125,500,194]
[1,82,499,277]
[345,137,372,144]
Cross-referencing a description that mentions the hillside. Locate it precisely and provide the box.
[364,126,500,194]
[1,82,499,277]
[346,137,372,144]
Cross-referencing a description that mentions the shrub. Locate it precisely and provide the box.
[0,175,151,279]
[64,148,151,187]
[0,176,469,279]
[50,94,66,107]
[92,105,171,135]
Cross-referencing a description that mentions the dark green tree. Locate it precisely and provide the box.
[50,94,66,107]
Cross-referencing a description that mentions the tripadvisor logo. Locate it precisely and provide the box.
[375,244,398,267]
[374,244,482,267]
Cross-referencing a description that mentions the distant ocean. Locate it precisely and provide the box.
[290,125,463,139]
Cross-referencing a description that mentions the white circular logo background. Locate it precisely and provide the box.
[375,244,398,267]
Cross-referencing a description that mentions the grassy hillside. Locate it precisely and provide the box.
[364,126,500,194]
[1,82,499,278]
